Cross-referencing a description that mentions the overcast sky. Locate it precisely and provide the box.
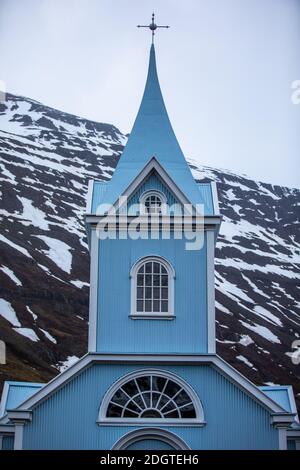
[0,0,299,188]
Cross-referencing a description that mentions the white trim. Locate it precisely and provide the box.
[0,424,14,434]
[206,230,216,353]
[88,228,99,352]
[86,179,94,214]
[14,353,288,415]
[287,386,299,423]
[130,256,175,318]
[0,382,9,419]
[115,157,194,216]
[14,424,23,450]
[98,368,204,426]
[112,428,190,450]
[211,182,220,216]
[278,428,287,450]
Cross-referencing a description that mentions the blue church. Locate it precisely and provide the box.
[0,38,299,450]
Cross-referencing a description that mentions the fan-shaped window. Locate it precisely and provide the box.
[98,370,204,425]
[130,256,175,319]
[140,191,167,215]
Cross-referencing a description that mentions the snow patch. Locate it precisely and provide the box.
[0,299,21,326]
[0,266,22,286]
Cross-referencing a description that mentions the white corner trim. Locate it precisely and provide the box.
[86,179,94,214]
[0,382,10,419]
[98,368,205,426]
[278,428,287,450]
[130,255,175,318]
[88,228,99,352]
[211,182,220,216]
[14,423,24,450]
[206,230,216,353]
[112,427,190,450]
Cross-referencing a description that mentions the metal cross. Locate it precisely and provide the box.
[137,13,170,43]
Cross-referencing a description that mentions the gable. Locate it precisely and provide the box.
[126,170,180,215]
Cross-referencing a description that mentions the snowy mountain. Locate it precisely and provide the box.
[0,93,299,410]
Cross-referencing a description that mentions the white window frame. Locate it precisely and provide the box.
[98,369,205,426]
[139,190,168,215]
[130,256,175,320]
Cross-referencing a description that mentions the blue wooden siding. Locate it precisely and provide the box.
[22,363,278,450]
[96,232,207,354]
[287,440,296,450]
[2,436,14,450]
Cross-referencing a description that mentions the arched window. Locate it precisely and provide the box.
[130,256,175,319]
[98,370,204,425]
[140,190,167,215]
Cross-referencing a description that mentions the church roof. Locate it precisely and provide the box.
[103,44,204,208]
[0,381,43,419]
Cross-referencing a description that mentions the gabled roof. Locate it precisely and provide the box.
[0,381,43,421]
[259,385,299,422]
[8,353,291,422]
[102,44,203,208]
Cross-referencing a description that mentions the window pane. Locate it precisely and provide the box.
[145,275,152,286]
[152,376,167,392]
[107,403,123,417]
[164,409,180,418]
[145,300,152,312]
[175,390,191,407]
[180,403,196,418]
[138,265,144,274]
[165,380,181,398]
[111,389,128,407]
[153,274,160,286]
[145,287,152,299]
[136,376,150,391]
[161,288,168,299]
[161,300,168,312]
[161,265,167,274]
[136,300,143,312]
[153,300,160,312]
[126,401,140,413]
[153,287,160,299]
[145,262,152,273]
[143,392,151,407]
[122,380,138,396]
[137,274,144,286]
[123,409,139,418]
[137,287,143,299]
[153,262,160,273]
[161,275,168,286]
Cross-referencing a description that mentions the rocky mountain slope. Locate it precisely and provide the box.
[0,93,299,410]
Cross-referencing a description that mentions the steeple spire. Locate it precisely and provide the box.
[104,43,203,208]
[137,13,169,44]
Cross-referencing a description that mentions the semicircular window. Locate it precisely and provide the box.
[106,375,197,420]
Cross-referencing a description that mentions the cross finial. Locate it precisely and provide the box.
[137,13,170,44]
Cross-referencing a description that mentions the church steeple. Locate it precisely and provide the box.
[104,43,203,208]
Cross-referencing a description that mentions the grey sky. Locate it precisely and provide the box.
[0,0,299,188]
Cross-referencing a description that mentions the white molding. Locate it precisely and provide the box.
[86,214,221,228]
[278,428,287,450]
[88,228,99,352]
[7,411,32,422]
[130,256,175,319]
[206,230,216,353]
[0,382,9,419]
[211,182,220,216]
[98,368,204,426]
[86,179,94,214]
[112,427,190,450]
[15,353,287,415]
[0,424,14,434]
[287,386,299,423]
